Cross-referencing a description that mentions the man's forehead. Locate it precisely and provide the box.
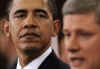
[13,0,48,4]
[11,0,49,11]
[44,0,48,4]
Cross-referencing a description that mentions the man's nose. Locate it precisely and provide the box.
[23,13,38,29]
[66,36,80,53]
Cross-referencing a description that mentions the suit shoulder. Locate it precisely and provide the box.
[39,51,70,69]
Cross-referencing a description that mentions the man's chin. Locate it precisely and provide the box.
[23,47,41,54]
[19,42,42,52]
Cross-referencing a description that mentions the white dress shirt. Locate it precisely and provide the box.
[16,47,52,69]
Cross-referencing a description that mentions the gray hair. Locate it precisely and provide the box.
[62,0,100,23]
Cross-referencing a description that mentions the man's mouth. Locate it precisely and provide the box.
[18,32,40,38]
[18,32,40,43]
[69,56,85,67]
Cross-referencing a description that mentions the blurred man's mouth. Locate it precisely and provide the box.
[69,56,85,67]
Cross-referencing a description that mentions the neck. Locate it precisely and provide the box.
[17,47,50,67]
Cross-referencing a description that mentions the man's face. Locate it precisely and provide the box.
[63,12,100,69]
[8,0,57,53]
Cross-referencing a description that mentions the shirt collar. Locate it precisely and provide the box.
[16,47,52,69]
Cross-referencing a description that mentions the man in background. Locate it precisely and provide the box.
[0,0,16,69]
[62,0,100,69]
[50,0,68,63]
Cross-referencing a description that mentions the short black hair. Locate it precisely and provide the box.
[0,0,9,20]
[5,0,61,20]
[48,0,66,42]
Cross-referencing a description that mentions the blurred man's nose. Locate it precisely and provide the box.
[23,13,38,29]
[66,36,80,54]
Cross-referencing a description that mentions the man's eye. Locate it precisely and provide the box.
[63,32,71,38]
[79,32,93,37]
[36,12,48,18]
[14,13,26,19]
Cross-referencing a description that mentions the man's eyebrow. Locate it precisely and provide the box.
[34,9,48,14]
[14,9,27,15]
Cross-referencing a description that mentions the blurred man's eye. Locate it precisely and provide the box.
[63,31,71,38]
[79,32,94,38]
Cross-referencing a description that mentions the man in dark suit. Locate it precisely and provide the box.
[4,0,70,69]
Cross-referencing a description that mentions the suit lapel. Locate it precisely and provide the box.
[38,51,56,69]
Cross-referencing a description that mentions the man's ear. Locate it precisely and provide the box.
[2,19,10,37]
[52,19,60,36]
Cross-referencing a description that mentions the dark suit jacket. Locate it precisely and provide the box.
[38,51,70,69]
[7,59,17,69]
[9,51,70,69]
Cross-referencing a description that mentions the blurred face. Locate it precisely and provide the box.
[0,20,14,57]
[8,0,57,54]
[63,12,100,69]
[59,37,68,63]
